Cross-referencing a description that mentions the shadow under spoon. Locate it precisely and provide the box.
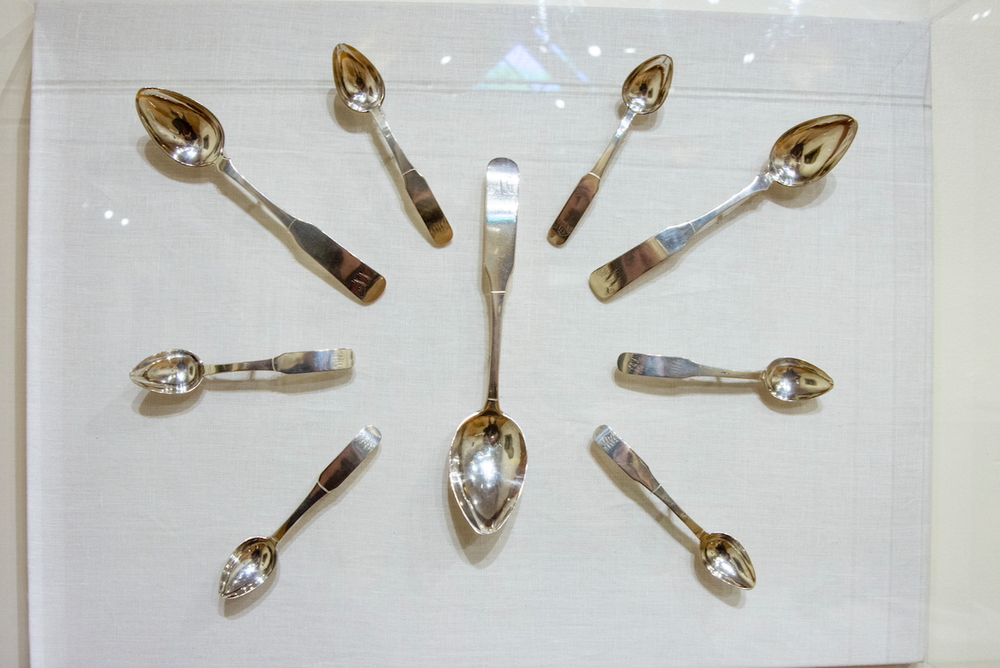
[135,87,385,303]
[219,426,381,600]
[590,114,858,298]
[594,425,756,590]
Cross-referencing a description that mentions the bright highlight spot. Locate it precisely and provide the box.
[709,0,720,5]
[120,218,129,226]
[588,45,601,57]
[624,47,636,54]
[104,210,113,219]
[555,99,565,109]
[744,53,755,64]
[440,55,452,65]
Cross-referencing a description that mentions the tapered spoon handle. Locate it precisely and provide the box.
[370,107,452,245]
[617,353,760,380]
[594,425,705,538]
[589,174,773,299]
[203,349,355,376]
[218,159,386,303]
[272,426,381,543]
[548,109,637,246]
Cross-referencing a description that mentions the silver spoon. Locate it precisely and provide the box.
[135,87,386,303]
[590,114,859,298]
[448,158,526,535]
[594,425,756,590]
[547,54,673,246]
[332,43,453,246]
[129,348,355,395]
[219,425,381,600]
[617,353,833,402]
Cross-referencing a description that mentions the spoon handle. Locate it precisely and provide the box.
[369,108,453,246]
[548,109,637,247]
[484,158,519,404]
[202,349,356,376]
[271,426,381,543]
[594,425,706,538]
[588,173,773,299]
[218,159,386,303]
[617,353,760,380]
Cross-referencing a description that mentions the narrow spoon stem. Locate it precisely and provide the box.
[369,107,414,174]
[486,291,506,405]
[270,427,378,543]
[595,425,704,538]
[218,157,296,228]
[592,107,637,179]
[203,358,277,375]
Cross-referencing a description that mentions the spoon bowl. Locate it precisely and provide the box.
[130,349,204,394]
[769,114,858,187]
[622,54,673,114]
[762,357,834,402]
[136,88,225,167]
[219,536,278,599]
[449,410,527,534]
[332,44,385,112]
[701,532,756,589]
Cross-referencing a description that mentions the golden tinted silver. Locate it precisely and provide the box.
[590,114,858,299]
[547,55,673,246]
[448,158,526,535]
[135,88,385,303]
[332,44,453,246]
[594,425,756,590]
[219,426,381,600]
[616,353,833,402]
[130,348,355,395]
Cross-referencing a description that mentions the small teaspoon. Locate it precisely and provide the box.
[594,425,756,590]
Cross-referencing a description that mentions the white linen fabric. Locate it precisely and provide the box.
[26,2,931,666]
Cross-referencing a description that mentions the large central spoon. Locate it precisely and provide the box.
[130,348,355,395]
[135,88,385,303]
[590,114,858,298]
[594,425,756,590]
[332,43,453,246]
[219,426,381,599]
[617,353,833,402]
[448,158,526,535]
[547,54,673,246]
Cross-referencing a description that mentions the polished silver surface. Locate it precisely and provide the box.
[594,425,756,590]
[448,158,526,535]
[219,426,381,600]
[617,353,833,402]
[590,114,858,298]
[129,348,355,395]
[135,88,386,302]
[332,44,453,246]
[547,55,672,246]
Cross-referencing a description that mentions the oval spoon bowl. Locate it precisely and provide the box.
[136,87,225,167]
[763,357,834,402]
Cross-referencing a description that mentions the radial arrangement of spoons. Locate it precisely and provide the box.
[617,353,834,402]
[589,114,858,298]
[547,54,673,246]
[332,44,453,245]
[135,87,386,303]
[130,348,355,394]
[219,426,381,599]
[594,426,756,590]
